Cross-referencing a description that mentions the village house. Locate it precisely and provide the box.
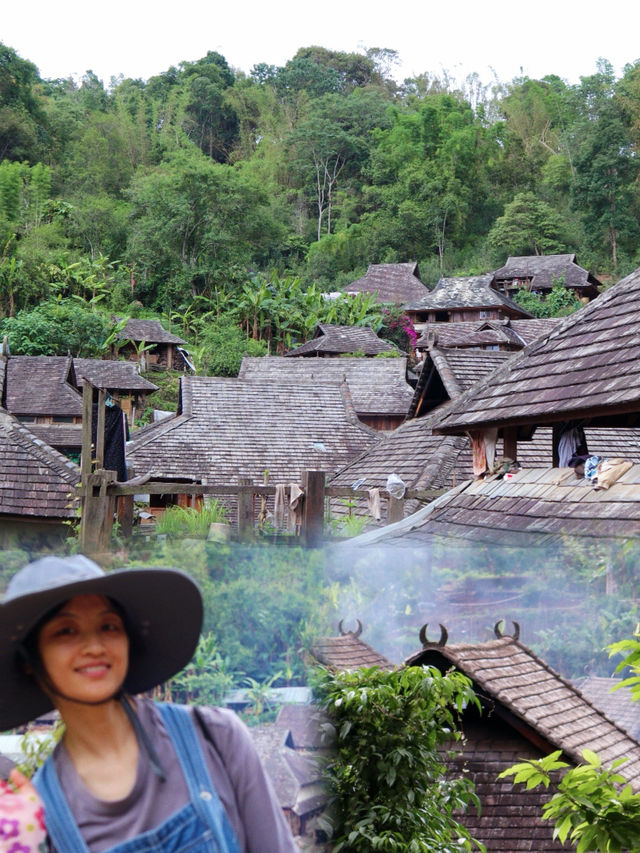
[0,409,80,546]
[116,318,188,371]
[405,274,533,326]
[492,253,601,302]
[126,375,377,517]
[313,622,640,852]
[415,317,562,352]
[343,262,429,305]
[71,358,157,428]
[238,356,414,431]
[285,323,397,358]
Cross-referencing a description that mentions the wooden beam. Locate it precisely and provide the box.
[387,496,404,524]
[301,470,325,547]
[236,477,254,541]
[81,380,93,482]
[95,388,106,469]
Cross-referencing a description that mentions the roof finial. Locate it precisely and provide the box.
[419,623,448,647]
[494,620,520,640]
[338,619,363,638]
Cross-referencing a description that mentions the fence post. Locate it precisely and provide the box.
[387,495,404,524]
[301,470,325,547]
[237,477,254,540]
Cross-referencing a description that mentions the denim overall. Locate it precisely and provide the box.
[34,704,242,853]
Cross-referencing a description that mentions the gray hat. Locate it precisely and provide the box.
[0,556,203,730]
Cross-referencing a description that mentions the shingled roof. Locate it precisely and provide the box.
[73,358,158,392]
[312,624,394,671]
[493,253,601,295]
[573,677,640,740]
[349,464,640,546]
[238,356,413,419]
[4,356,82,417]
[435,266,640,434]
[0,410,80,519]
[117,318,186,345]
[127,376,376,485]
[406,274,532,318]
[285,324,396,357]
[416,317,562,350]
[344,262,429,304]
[407,634,640,789]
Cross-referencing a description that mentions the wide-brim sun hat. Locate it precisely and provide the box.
[0,555,203,731]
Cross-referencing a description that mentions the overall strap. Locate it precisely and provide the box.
[158,703,241,853]
[34,758,90,853]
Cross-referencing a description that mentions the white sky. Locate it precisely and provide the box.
[3,0,640,89]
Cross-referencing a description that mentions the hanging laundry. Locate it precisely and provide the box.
[288,483,304,533]
[468,432,487,477]
[484,427,498,470]
[584,455,604,483]
[274,484,287,528]
[558,426,582,467]
[91,401,127,481]
[367,488,382,521]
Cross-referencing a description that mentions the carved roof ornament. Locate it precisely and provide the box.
[494,620,520,640]
[419,623,448,648]
[338,618,363,638]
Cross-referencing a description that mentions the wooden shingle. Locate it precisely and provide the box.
[285,324,396,357]
[344,262,428,304]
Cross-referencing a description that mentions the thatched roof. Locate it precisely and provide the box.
[407,634,640,789]
[5,356,82,417]
[406,274,532,317]
[238,356,413,418]
[493,253,601,294]
[127,376,376,485]
[416,317,562,350]
[0,410,80,519]
[435,266,640,434]
[285,324,396,357]
[117,318,186,345]
[73,358,158,392]
[344,262,428,304]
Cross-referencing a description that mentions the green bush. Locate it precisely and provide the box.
[0,299,110,356]
[198,313,267,376]
[155,503,228,539]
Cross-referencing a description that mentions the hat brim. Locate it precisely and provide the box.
[0,568,203,731]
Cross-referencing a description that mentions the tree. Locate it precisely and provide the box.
[0,43,48,162]
[315,665,485,852]
[488,191,568,256]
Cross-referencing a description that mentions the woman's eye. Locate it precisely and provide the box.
[103,622,123,632]
[54,626,75,637]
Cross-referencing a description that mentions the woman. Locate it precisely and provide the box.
[0,555,298,853]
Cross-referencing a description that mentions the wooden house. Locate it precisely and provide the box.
[116,318,187,370]
[343,262,429,305]
[126,375,377,516]
[285,323,396,358]
[415,317,562,352]
[72,358,158,427]
[406,629,640,850]
[238,356,414,431]
[3,355,84,457]
[433,265,640,467]
[0,409,80,546]
[493,254,601,302]
[406,274,533,326]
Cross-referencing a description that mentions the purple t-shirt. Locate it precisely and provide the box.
[50,699,297,853]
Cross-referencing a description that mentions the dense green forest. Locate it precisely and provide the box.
[1,42,640,348]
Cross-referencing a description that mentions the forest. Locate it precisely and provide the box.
[1,41,640,359]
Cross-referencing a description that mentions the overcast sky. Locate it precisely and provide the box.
[3,0,639,89]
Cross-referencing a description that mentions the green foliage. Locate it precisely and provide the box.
[154,502,229,539]
[513,283,582,318]
[0,299,110,355]
[488,192,568,257]
[315,665,485,852]
[17,719,65,777]
[165,632,234,706]
[500,750,640,852]
[198,313,267,376]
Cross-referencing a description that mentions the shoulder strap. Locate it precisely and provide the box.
[157,703,241,853]
[34,758,90,853]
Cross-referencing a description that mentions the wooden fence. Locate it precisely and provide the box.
[77,380,444,554]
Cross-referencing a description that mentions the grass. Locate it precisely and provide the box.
[154,502,229,539]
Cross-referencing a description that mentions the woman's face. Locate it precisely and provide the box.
[37,594,129,706]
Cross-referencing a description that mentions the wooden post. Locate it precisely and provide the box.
[81,471,116,555]
[387,496,404,524]
[116,495,134,538]
[301,470,325,547]
[81,380,93,481]
[503,427,518,461]
[551,424,562,467]
[237,477,254,541]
